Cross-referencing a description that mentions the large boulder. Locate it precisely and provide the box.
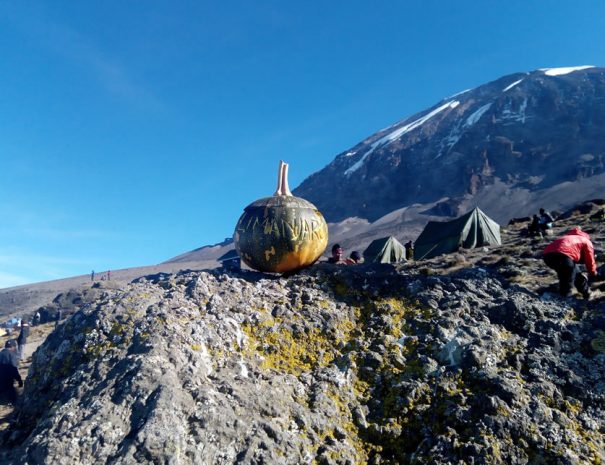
[2,263,604,464]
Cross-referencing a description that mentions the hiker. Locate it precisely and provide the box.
[33,312,40,327]
[538,208,555,235]
[107,270,111,281]
[222,258,241,272]
[528,215,541,237]
[0,340,19,368]
[55,309,62,328]
[16,321,29,361]
[346,251,363,264]
[0,340,23,405]
[543,227,597,299]
[327,244,346,264]
[404,241,414,260]
[590,209,605,222]
[91,270,95,282]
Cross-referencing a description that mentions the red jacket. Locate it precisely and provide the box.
[543,228,597,275]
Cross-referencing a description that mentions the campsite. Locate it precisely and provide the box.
[2,3,605,464]
[0,200,603,464]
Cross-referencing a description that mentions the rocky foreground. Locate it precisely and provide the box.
[1,205,605,464]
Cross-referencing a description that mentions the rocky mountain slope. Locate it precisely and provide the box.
[1,201,604,464]
[295,66,605,224]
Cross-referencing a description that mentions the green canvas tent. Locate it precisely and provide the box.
[414,207,501,260]
[363,236,407,263]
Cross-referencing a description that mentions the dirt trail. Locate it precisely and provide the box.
[0,323,55,432]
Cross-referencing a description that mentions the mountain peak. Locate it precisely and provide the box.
[294,67,605,224]
[539,65,595,76]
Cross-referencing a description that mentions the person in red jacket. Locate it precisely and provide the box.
[543,227,597,298]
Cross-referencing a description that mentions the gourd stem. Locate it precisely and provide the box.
[274,160,292,196]
[281,162,292,196]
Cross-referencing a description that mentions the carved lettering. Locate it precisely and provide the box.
[301,218,309,239]
[240,212,325,246]
[246,215,260,231]
[311,220,326,241]
[283,219,300,241]
[263,217,277,235]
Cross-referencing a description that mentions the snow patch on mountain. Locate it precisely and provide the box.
[435,103,493,159]
[446,89,471,99]
[519,98,528,122]
[436,126,462,159]
[503,79,523,92]
[464,103,493,127]
[499,98,528,124]
[540,65,594,76]
[345,100,460,175]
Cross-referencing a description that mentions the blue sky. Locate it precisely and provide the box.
[1,1,604,288]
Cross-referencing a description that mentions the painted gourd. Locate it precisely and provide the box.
[234,161,328,273]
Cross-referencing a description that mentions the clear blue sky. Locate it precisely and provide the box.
[1,1,604,287]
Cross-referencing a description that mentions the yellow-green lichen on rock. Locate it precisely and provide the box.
[591,330,605,354]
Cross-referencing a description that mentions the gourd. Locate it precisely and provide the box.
[234,161,328,273]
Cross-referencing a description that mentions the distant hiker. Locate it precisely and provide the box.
[107,270,111,281]
[404,241,414,260]
[346,251,363,264]
[543,227,597,299]
[222,258,241,272]
[91,270,95,282]
[55,309,62,328]
[538,208,555,234]
[327,244,346,264]
[218,250,241,272]
[33,312,40,327]
[16,321,29,360]
[528,215,541,237]
[0,340,19,368]
[0,340,23,405]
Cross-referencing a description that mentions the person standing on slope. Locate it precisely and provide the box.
[543,227,597,299]
[404,240,415,260]
[538,208,555,236]
[0,340,23,405]
[16,320,29,361]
